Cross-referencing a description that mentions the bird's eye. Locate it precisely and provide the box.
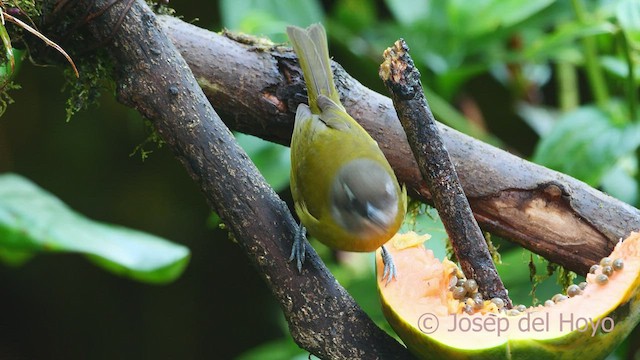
[343,182,357,203]
[341,182,372,219]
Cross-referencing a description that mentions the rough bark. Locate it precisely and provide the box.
[60,1,413,358]
[380,39,511,306]
[158,16,640,275]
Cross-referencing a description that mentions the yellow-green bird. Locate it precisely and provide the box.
[287,23,406,282]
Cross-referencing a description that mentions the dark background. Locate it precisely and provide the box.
[0,3,282,359]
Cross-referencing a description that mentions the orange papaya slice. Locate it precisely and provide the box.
[376,231,640,360]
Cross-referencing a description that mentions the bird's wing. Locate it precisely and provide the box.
[316,95,351,131]
[286,24,341,113]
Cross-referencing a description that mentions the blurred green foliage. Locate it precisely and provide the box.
[1,0,640,359]
[234,133,291,191]
[220,0,324,42]
[0,173,190,283]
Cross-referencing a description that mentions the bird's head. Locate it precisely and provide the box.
[330,158,401,238]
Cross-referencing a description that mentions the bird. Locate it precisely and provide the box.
[287,23,406,283]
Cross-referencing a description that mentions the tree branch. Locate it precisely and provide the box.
[158,16,640,275]
[57,1,413,358]
[380,39,511,307]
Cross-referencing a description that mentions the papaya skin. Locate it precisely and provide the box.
[377,232,640,360]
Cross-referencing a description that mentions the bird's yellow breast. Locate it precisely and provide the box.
[290,104,405,252]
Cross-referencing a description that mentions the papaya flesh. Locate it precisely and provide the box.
[376,231,640,360]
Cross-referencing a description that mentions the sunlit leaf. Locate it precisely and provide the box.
[0,22,14,83]
[617,0,640,48]
[0,173,190,283]
[383,0,429,25]
[516,102,559,137]
[446,0,554,37]
[220,0,323,41]
[533,106,640,186]
[600,55,640,82]
[486,0,555,29]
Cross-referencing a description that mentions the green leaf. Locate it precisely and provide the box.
[485,0,555,29]
[236,337,319,360]
[0,173,190,283]
[220,0,323,40]
[533,106,640,186]
[600,55,640,83]
[601,155,639,205]
[0,22,13,78]
[333,0,378,31]
[517,102,559,137]
[383,0,429,25]
[235,133,291,191]
[522,21,615,62]
[617,0,640,48]
[446,0,555,38]
[0,247,33,266]
[496,248,567,306]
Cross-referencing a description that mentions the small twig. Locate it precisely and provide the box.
[3,12,79,77]
[6,0,39,30]
[379,38,512,307]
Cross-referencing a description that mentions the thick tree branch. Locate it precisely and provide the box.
[158,16,640,275]
[380,39,511,307]
[58,1,413,358]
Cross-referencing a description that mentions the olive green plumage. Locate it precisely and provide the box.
[287,23,406,253]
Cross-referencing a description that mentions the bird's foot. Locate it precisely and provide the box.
[381,245,397,285]
[289,224,307,272]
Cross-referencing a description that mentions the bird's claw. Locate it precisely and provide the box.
[289,224,307,272]
[381,245,397,285]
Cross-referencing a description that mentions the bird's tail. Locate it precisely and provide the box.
[286,24,342,113]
